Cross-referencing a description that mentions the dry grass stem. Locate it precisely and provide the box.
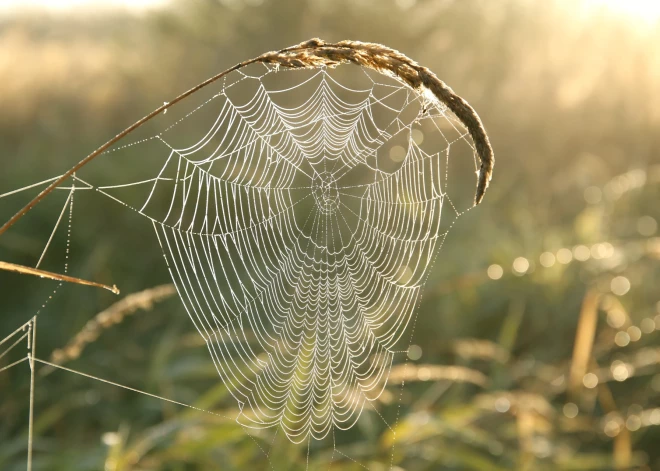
[388,364,489,387]
[452,338,510,363]
[0,260,119,294]
[49,284,176,366]
[568,289,600,399]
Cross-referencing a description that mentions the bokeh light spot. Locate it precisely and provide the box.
[610,276,631,296]
[573,245,591,261]
[583,372,599,389]
[584,186,602,204]
[563,402,578,418]
[512,257,530,275]
[487,264,503,280]
[627,326,641,342]
[606,308,627,329]
[389,145,406,162]
[604,419,621,437]
[614,331,630,347]
[539,251,556,267]
[625,415,642,431]
[611,361,631,381]
[640,318,655,334]
[494,397,510,413]
[637,216,657,236]
[407,344,422,361]
[411,128,424,145]
[556,248,573,264]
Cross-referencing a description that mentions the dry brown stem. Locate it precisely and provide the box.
[568,289,600,399]
[0,261,119,294]
[48,284,176,367]
[388,363,489,387]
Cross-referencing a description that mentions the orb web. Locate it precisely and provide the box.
[0,41,489,455]
[78,61,481,442]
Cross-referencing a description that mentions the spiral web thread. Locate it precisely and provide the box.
[1,50,485,467]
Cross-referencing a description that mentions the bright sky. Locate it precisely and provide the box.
[584,0,660,22]
[0,0,169,13]
[2,0,659,25]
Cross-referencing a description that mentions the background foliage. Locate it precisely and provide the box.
[1,0,659,469]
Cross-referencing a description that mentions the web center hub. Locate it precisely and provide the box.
[312,171,340,214]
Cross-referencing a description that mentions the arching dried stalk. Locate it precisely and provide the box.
[388,363,489,388]
[48,284,176,369]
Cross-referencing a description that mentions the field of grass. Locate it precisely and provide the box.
[0,1,659,469]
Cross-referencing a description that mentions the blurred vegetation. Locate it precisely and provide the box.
[1,0,659,470]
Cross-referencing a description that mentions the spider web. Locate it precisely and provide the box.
[0,60,481,466]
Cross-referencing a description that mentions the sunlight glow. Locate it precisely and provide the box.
[586,0,660,22]
[0,0,169,13]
